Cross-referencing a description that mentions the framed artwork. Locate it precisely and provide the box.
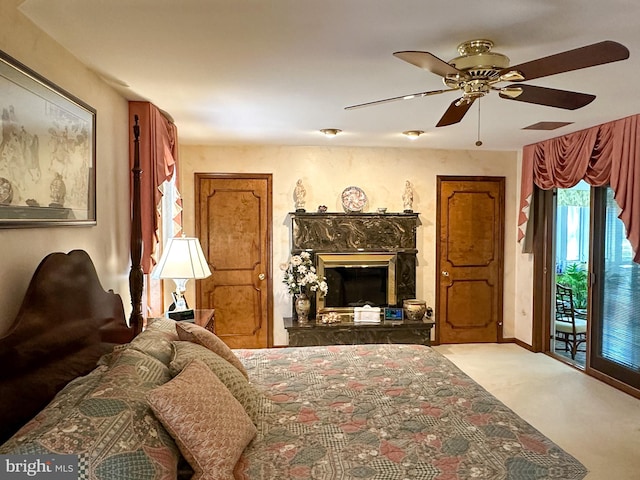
[0,50,96,227]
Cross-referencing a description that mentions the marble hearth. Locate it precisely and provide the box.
[290,212,419,318]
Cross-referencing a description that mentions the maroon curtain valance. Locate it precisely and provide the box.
[518,114,640,263]
[129,101,179,274]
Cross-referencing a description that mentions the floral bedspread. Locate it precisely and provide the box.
[234,344,586,480]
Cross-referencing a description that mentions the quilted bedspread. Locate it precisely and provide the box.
[234,344,587,480]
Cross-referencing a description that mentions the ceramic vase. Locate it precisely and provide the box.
[295,293,311,323]
[403,299,427,321]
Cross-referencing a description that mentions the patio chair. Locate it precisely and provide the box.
[555,283,587,359]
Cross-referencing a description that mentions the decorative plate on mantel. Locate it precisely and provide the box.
[341,186,367,212]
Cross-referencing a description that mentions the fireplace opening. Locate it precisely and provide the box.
[316,252,397,314]
[325,266,388,307]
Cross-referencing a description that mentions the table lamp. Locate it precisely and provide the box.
[152,236,212,320]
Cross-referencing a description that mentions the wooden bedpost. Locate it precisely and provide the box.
[129,114,144,334]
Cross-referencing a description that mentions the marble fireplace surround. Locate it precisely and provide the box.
[290,212,419,317]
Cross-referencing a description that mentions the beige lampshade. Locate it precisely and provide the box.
[152,236,212,280]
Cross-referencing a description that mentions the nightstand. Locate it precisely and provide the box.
[192,309,215,333]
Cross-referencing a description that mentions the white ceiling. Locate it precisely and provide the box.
[18,0,640,151]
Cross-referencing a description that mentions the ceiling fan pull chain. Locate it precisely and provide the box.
[476,99,483,146]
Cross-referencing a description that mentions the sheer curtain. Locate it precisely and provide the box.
[518,114,640,263]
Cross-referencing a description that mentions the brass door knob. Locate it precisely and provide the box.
[258,273,266,280]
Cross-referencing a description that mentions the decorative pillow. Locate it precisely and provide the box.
[1,349,179,479]
[169,341,262,424]
[111,324,179,366]
[175,322,248,378]
[0,365,108,450]
[107,347,172,386]
[146,316,179,335]
[147,359,257,480]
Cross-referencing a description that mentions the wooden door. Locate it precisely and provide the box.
[436,176,504,344]
[195,174,272,348]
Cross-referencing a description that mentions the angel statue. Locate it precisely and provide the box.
[402,180,414,212]
[294,179,306,212]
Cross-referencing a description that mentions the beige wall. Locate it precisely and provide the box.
[180,145,532,346]
[1,1,535,345]
[0,1,131,334]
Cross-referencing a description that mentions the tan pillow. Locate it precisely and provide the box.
[169,341,262,424]
[175,322,248,379]
[147,360,257,480]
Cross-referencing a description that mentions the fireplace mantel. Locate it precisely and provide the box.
[290,212,419,252]
[289,212,420,316]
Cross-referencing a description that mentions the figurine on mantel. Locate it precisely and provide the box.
[402,180,414,213]
[294,179,306,212]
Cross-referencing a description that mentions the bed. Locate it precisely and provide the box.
[0,119,588,480]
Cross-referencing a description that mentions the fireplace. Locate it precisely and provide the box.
[316,252,397,313]
[290,212,419,318]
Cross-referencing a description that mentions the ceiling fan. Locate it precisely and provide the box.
[345,40,629,127]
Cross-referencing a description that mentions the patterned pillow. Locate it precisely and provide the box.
[175,322,248,378]
[0,349,180,479]
[146,316,179,335]
[147,359,257,480]
[0,366,108,451]
[111,324,179,366]
[169,341,262,424]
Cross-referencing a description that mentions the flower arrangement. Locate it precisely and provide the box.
[282,251,328,297]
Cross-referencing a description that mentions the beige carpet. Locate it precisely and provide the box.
[434,343,640,480]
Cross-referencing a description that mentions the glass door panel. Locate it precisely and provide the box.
[553,182,590,367]
[591,187,640,389]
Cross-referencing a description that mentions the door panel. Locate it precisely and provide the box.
[196,174,272,348]
[590,186,640,390]
[437,176,505,344]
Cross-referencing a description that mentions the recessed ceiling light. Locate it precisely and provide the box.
[320,128,341,137]
[402,130,424,139]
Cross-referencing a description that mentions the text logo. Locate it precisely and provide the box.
[0,455,78,479]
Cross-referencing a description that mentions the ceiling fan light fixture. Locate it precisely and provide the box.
[320,128,341,137]
[500,70,525,82]
[402,130,424,139]
[499,86,523,99]
[449,39,510,72]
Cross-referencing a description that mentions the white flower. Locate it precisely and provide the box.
[282,252,328,297]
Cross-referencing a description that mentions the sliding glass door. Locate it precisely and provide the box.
[539,184,640,392]
[590,187,640,389]
[553,182,590,367]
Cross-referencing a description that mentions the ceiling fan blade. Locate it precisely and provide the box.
[501,40,629,81]
[393,51,465,78]
[499,84,595,110]
[345,88,454,110]
[436,97,475,127]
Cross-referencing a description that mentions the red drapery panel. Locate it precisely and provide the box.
[129,102,179,274]
[518,114,640,263]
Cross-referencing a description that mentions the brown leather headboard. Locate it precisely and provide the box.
[0,249,135,444]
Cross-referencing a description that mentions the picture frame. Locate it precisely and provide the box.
[0,49,96,227]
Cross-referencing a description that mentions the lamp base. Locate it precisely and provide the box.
[168,309,195,321]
